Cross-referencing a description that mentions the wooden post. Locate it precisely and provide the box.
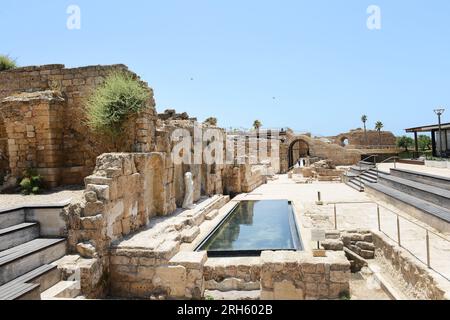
[414,131,419,158]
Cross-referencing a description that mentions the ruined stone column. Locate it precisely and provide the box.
[0,90,65,187]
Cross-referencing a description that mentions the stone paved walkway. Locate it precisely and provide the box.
[246,175,450,281]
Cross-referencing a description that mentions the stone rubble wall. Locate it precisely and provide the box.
[0,64,157,185]
[280,134,363,173]
[372,231,450,300]
[0,91,65,187]
[65,153,173,256]
[260,251,351,300]
[331,129,397,149]
[322,229,375,272]
[0,117,10,179]
[203,259,262,292]
[108,195,229,299]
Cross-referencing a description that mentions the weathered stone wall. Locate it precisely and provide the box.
[372,231,450,300]
[108,196,229,298]
[0,64,157,186]
[331,129,397,149]
[260,251,351,300]
[0,116,8,180]
[0,91,65,187]
[65,153,172,257]
[281,133,363,173]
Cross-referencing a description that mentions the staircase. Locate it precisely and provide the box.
[364,169,450,233]
[344,161,380,192]
[0,207,73,300]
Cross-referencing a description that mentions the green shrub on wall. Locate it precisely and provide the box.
[19,169,42,195]
[0,55,17,71]
[85,71,149,136]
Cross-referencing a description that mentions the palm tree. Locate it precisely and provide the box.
[253,120,262,131]
[375,121,384,146]
[361,115,368,146]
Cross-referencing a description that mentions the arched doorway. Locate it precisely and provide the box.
[340,137,349,147]
[288,139,310,168]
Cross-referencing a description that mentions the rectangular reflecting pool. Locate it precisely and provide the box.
[196,200,303,257]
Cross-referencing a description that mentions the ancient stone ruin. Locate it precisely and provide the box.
[2,63,433,302]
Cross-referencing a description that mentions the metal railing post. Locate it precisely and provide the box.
[426,230,431,269]
[377,204,381,231]
[397,215,401,247]
[334,204,337,230]
[394,157,397,169]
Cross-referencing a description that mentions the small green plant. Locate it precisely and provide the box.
[0,55,17,71]
[339,291,351,300]
[205,295,214,301]
[85,71,149,136]
[19,169,42,195]
[203,117,218,126]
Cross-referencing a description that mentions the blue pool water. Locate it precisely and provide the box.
[196,200,302,256]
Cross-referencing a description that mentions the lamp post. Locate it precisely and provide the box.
[434,108,445,158]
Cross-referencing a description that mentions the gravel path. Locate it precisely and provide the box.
[0,186,84,210]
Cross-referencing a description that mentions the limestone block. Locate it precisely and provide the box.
[272,280,305,300]
[83,201,105,217]
[181,226,200,243]
[80,214,103,230]
[329,283,350,299]
[87,184,110,201]
[330,270,350,283]
[321,239,344,251]
[84,191,98,203]
[355,241,375,251]
[154,266,187,298]
[76,242,97,258]
[359,250,375,259]
[154,240,180,261]
[169,251,207,269]
[110,255,131,265]
[137,266,156,280]
[205,209,219,220]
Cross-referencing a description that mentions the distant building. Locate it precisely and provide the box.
[405,122,450,158]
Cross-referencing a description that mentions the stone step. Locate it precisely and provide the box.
[205,209,219,221]
[365,182,450,233]
[390,168,450,191]
[41,280,81,300]
[0,238,66,285]
[345,179,364,192]
[378,174,450,208]
[204,290,260,301]
[0,281,40,300]
[0,208,25,229]
[359,174,377,184]
[0,222,40,251]
[0,264,61,300]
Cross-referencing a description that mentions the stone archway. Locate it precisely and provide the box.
[340,136,349,147]
[288,139,310,168]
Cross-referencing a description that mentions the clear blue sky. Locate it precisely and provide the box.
[2,1,450,136]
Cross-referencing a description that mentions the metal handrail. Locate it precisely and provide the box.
[349,155,378,188]
[378,156,400,168]
[327,200,450,281]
